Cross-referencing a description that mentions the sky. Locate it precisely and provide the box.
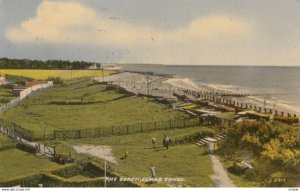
[0,0,300,66]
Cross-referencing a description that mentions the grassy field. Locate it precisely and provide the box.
[0,133,15,148]
[0,86,16,106]
[0,79,188,138]
[0,149,60,181]
[47,127,214,187]
[0,71,213,187]
[0,69,115,80]
[0,134,13,142]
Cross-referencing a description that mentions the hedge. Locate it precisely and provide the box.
[173,129,215,144]
[0,162,139,187]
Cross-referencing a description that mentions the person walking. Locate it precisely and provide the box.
[152,137,156,148]
[163,134,170,149]
[150,164,156,178]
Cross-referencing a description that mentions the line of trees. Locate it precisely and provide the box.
[0,58,100,70]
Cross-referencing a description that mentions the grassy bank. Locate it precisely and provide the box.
[47,127,214,187]
[0,133,15,151]
[0,86,16,106]
[0,79,188,138]
[0,127,214,186]
[0,149,60,181]
[0,69,115,80]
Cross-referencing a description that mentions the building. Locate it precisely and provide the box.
[25,81,48,87]
[12,85,27,96]
[12,81,53,97]
[87,63,101,70]
[0,75,6,85]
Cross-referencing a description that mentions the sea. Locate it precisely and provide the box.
[118,64,300,116]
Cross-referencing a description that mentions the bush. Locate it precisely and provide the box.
[0,173,43,187]
[0,142,15,151]
[274,116,299,124]
[244,169,258,181]
[47,77,64,85]
[16,142,36,153]
[174,129,215,144]
[0,162,140,187]
[50,164,83,178]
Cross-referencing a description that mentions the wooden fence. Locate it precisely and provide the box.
[53,117,200,140]
[0,117,200,141]
[0,119,34,141]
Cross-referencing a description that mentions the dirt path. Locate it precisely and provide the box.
[208,143,235,187]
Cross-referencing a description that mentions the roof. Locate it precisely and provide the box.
[25,81,48,87]
[212,104,236,112]
[195,109,221,115]
[12,85,27,90]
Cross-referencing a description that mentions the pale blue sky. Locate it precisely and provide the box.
[0,0,300,65]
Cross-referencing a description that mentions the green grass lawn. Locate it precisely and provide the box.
[0,133,13,143]
[0,86,16,107]
[48,127,214,187]
[0,133,15,151]
[0,149,60,181]
[0,79,188,138]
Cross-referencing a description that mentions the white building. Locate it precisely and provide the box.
[0,75,6,85]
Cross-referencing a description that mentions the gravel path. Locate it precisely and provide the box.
[208,143,235,187]
[72,144,118,164]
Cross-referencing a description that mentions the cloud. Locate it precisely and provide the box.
[187,15,253,39]
[6,1,253,47]
[5,1,265,65]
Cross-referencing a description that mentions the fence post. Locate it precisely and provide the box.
[140,123,143,132]
[79,130,81,139]
[53,130,56,139]
[169,119,172,128]
[53,146,56,158]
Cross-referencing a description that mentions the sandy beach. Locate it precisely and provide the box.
[94,71,300,117]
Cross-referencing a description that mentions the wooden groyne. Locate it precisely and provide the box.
[181,89,297,118]
[182,89,287,98]
[123,70,173,78]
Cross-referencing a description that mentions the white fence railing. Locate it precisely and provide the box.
[0,81,53,113]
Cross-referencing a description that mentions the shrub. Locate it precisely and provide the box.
[16,142,36,153]
[0,173,43,187]
[274,116,299,125]
[50,164,83,178]
[174,129,215,144]
[47,77,64,85]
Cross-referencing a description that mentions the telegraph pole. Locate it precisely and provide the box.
[102,66,104,82]
[104,160,107,187]
[146,75,150,96]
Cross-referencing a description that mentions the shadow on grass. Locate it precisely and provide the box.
[144,146,164,150]
[153,147,168,152]
[201,150,210,156]
[48,94,133,105]
[227,166,241,176]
